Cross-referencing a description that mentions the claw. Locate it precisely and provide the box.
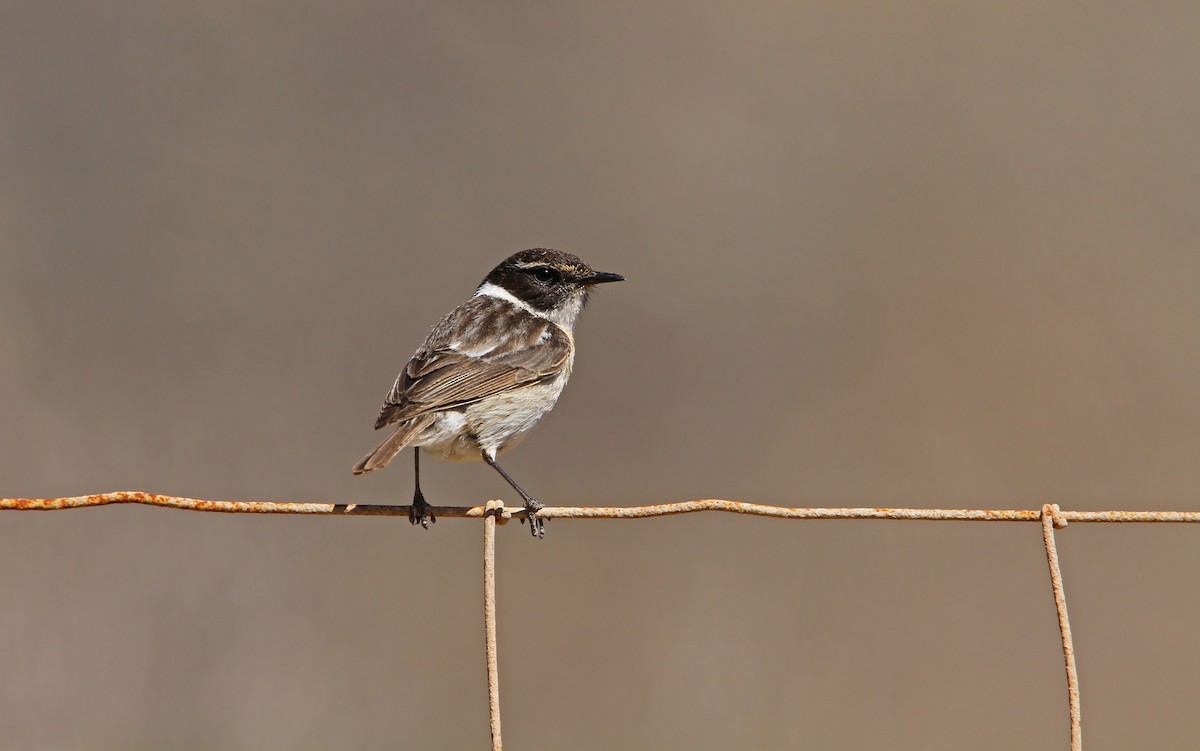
[524,498,545,539]
[410,490,435,530]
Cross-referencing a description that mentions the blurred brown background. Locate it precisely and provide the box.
[2,1,1198,749]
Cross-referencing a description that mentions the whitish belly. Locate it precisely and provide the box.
[416,374,569,462]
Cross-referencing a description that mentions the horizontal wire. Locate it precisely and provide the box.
[2,492,1198,523]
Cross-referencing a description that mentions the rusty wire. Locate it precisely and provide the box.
[7,492,1200,751]
[6,492,1200,523]
[483,500,504,751]
[1041,504,1082,751]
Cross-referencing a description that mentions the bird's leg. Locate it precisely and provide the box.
[410,447,435,529]
[483,452,545,539]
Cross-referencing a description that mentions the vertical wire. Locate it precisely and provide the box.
[1041,504,1082,751]
[484,500,503,751]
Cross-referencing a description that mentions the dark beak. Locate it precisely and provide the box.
[583,271,625,285]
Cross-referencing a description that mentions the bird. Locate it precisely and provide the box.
[352,248,624,538]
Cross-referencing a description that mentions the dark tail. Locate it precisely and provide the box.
[351,415,435,475]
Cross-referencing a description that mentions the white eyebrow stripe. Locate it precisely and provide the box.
[474,282,548,319]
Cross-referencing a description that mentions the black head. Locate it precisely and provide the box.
[480,248,624,314]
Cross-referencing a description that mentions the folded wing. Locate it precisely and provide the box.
[374,298,572,430]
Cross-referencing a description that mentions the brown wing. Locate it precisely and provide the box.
[374,296,572,429]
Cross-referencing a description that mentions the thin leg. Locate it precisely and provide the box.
[411,447,434,529]
[483,452,545,539]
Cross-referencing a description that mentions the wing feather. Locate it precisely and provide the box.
[373,297,571,429]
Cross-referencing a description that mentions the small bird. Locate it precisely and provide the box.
[353,248,624,537]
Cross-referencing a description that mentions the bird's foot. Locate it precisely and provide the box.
[409,490,435,529]
[520,497,546,539]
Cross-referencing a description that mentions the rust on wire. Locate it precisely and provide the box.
[536,501,1041,521]
[1041,504,1082,751]
[4,493,1199,524]
[1060,509,1200,523]
[1,492,500,518]
[483,500,504,751]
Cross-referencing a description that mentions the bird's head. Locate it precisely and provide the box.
[480,248,624,328]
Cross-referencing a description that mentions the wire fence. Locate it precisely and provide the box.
[6,492,1200,750]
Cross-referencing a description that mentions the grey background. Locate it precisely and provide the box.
[2,1,1199,749]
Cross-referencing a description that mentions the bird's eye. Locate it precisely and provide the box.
[532,267,558,283]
